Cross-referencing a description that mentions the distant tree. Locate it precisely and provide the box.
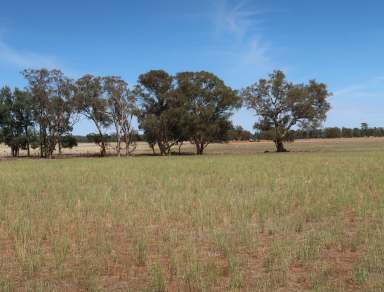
[352,128,361,137]
[373,127,384,137]
[74,75,111,156]
[324,127,341,138]
[104,76,137,156]
[86,133,112,152]
[60,135,78,149]
[361,122,368,137]
[175,71,240,154]
[227,125,253,141]
[341,127,353,138]
[242,70,331,152]
[136,70,184,155]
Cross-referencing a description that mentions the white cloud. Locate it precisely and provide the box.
[0,39,59,69]
[241,38,269,66]
[326,76,384,127]
[214,0,264,42]
[209,0,275,86]
[332,77,384,100]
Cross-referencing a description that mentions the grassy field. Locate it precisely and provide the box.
[1,139,384,291]
[2,137,384,158]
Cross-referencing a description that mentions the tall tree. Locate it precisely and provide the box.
[136,70,184,155]
[175,71,240,154]
[53,77,76,154]
[11,88,34,156]
[22,69,53,157]
[104,76,137,156]
[22,69,75,158]
[74,75,111,156]
[242,70,331,152]
[0,87,34,157]
[0,86,22,156]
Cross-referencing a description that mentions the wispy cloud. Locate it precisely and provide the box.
[213,0,264,42]
[333,77,384,99]
[208,0,275,86]
[326,76,384,127]
[0,38,59,69]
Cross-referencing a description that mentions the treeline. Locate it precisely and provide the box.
[0,69,335,156]
[74,125,255,144]
[257,124,384,140]
[0,69,243,157]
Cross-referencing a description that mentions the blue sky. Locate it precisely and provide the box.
[0,0,383,134]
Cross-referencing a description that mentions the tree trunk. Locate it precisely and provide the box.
[195,142,204,155]
[25,126,30,157]
[158,143,167,156]
[150,143,156,155]
[94,121,106,157]
[275,140,287,152]
[100,140,106,157]
[40,128,44,158]
[124,135,129,156]
[114,122,121,157]
[178,142,183,155]
[116,140,121,157]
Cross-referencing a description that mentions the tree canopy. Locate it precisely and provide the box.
[175,71,241,154]
[135,70,185,155]
[242,70,331,152]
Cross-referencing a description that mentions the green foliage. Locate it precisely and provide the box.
[104,76,137,156]
[242,70,331,152]
[136,70,185,155]
[86,133,111,146]
[60,135,78,148]
[0,86,35,156]
[22,68,75,158]
[0,67,338,157]
[226,125,254,141]
[175,71,241,154]
[74,75,111,156]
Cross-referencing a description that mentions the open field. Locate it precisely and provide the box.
[2,137,384,158]
[1,139,384,291]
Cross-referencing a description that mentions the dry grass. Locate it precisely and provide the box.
[1,137,384,158]
[1,138,384,291]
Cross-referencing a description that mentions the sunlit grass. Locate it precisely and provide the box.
[1,144,384,290]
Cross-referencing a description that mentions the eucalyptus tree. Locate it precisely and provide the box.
[53,76,77,154]
[11,88,34,156]
[0,86,22,156]
[104,76,137,156]
[136,70,184,155]
[242,70,331,152]
[74,75,111,156]
[175,71,240,154]
[0,87,34,156]
[22,68,54,157]
[22,68,75,158]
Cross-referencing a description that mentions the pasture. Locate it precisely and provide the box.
[1,138,384,291]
